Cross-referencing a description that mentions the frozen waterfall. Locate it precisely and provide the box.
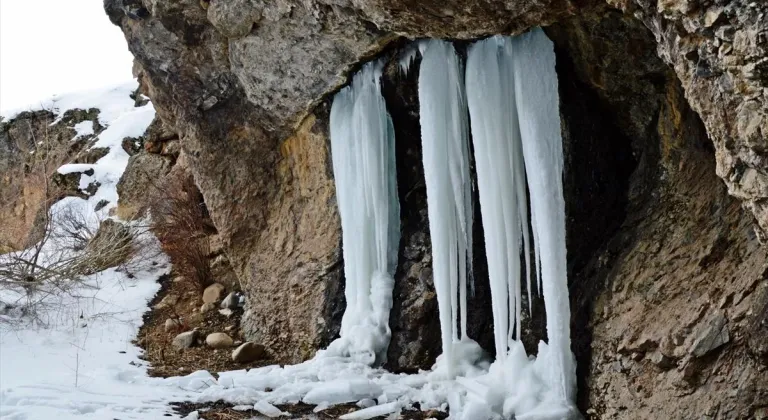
[326,61,400,366]
[327,28,576,419]
[414,29,576,417]
[464,29,575,414]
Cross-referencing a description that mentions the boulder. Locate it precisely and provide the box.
[172,330,198,350]
[232,342,267,363]
[202,283,226,304]
[206,332,234,349]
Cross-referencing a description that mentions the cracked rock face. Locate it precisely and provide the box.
[106,0,768,416]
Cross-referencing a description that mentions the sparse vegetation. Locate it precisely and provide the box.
[147,171,214,291]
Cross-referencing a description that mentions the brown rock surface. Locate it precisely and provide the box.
[115,152,173,220]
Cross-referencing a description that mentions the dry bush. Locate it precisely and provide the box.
[147,172,213,291]
[0,202,156,325]
[1,207,136,286]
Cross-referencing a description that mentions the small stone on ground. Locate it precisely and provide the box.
[173,330,198,350]
[206,332,234,349]
[232,341,267,363]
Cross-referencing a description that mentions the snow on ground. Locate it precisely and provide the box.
[0,261,182,420]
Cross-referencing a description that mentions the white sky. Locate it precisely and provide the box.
[0,0,135,113]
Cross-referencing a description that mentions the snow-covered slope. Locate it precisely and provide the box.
[0,82,181,420]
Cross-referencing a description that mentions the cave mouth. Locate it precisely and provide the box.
[332,8,680,409]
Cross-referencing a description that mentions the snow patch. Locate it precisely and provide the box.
[72,120,95,139]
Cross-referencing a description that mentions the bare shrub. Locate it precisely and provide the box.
[0,201,159,325]
[147,172,213,291]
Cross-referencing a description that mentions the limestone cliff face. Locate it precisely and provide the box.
[106,0,768,416]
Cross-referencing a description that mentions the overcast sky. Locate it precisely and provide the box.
[0,0,135,113]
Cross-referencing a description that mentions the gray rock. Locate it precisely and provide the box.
[220,292,239,309]
[206,332,234,349]
[164,318,182,332]
[172,330,198,350]
[219,308,234,317]
[690,313,730,357]
[202,283,226,304]
[115,152,172,220]
[207,0,261,39]
[232,342,267,363]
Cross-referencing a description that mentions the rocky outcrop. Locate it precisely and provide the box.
[0,109,102,251]
[611,0,768,241]
[105,0,768,417]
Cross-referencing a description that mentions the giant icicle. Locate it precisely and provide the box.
[465,36,531,362]
[326,61,400,366]
[417,40,474,379]
[460,28,575,416]
[511,29,575,402]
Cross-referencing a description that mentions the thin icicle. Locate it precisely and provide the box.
[326,61,400,367]
[398,45,420,75]
[417,40,474,377]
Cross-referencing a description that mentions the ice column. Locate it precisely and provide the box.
[465,36,531,362]
[511,28,575,401]
[326,61,401,366]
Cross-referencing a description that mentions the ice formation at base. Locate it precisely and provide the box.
[326,61,401,366]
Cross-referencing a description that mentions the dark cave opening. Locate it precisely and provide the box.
[327,9,686,413]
